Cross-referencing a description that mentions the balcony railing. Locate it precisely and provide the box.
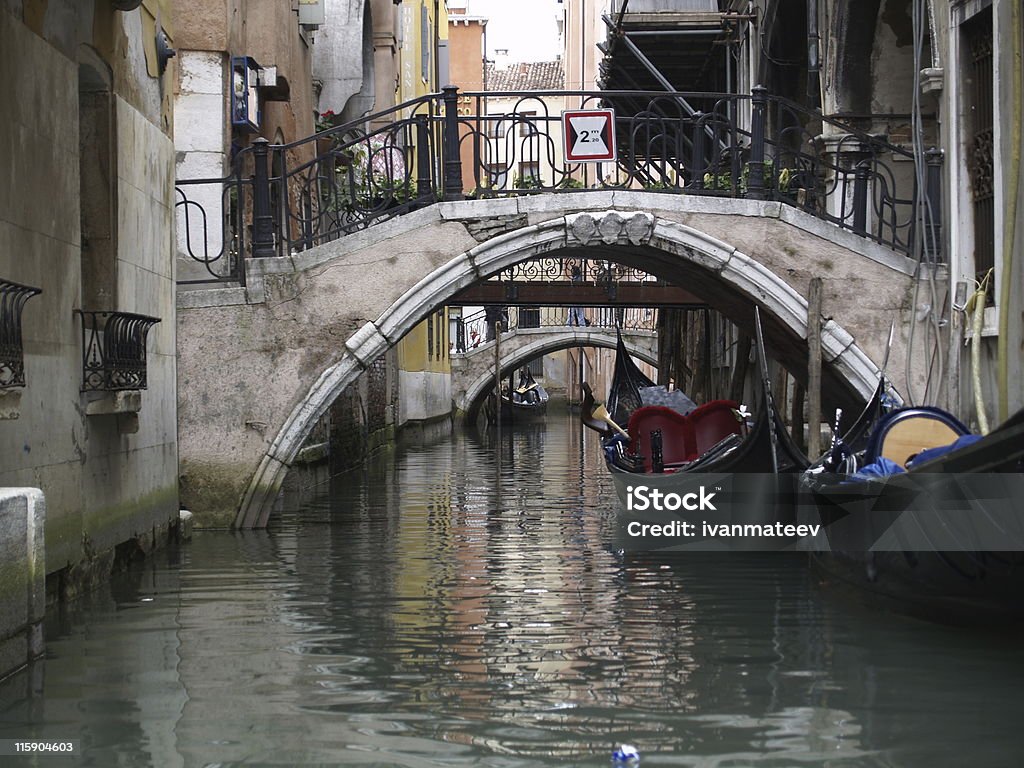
[75,310,161,391]
[1,278,42,389]
[174,86,940,285]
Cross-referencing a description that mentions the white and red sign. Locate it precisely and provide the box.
[562,108,616,163]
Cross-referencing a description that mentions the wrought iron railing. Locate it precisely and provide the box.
[453,305,658,353]
[495,255,656,284]
[75,310,161,391]
[174,85,939,285]
[175,163,252,285]
[0,278,42,389]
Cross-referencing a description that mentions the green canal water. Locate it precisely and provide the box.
[2,408,1023,766]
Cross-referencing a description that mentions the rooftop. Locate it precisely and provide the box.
[485,60,564,91]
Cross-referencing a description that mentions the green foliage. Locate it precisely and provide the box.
[701,159,796,194]
[514,174,544,190]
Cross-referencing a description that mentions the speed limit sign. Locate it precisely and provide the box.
[562,109,616,162]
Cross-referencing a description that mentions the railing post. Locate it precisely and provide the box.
[455,316,466,353]
[415,114,433,202]
[251,138,276,258]
[441,86,464,201]
[691,111,706,191]
[925,147,944,262]
[852,159,871,236]
[747,85,767,200]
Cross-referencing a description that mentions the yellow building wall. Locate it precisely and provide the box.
[397,0,450,379]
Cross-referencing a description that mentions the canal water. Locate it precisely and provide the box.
[2,407,1023,766]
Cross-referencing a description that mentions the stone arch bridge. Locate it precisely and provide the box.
[451,325,660,420]
[177,193,923,528]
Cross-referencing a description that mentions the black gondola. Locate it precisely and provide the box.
[581,313,808,479]
[499,367,549,422]
[800,389,1024,623]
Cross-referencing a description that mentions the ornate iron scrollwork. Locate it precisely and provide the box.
[1,278,42,389]
[75,310,161,391]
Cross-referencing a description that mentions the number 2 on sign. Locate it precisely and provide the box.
[578,130,598,143]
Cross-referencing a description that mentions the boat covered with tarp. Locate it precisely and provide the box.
[799,389,1024,623]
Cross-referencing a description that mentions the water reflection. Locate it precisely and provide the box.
[1,408,1023,766]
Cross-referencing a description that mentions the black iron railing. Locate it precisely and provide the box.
[75,310,161,391]
[495,255,655,284]
[174,86,940,285]
[453,305,658,353]
[175,156,252,285]
[0,278,42,389]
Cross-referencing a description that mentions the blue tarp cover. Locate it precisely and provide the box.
[906,434,983,468]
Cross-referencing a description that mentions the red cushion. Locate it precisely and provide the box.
[628,406,696,470]
[627,400,742,471]
[689,400,743,455]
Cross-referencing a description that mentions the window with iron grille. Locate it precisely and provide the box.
[75,310,161,391]
[0,278,42,390]
[518,161,540,185]
[518,111,537,137]
[487,164,508,189]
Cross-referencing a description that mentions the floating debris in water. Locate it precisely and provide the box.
[611,744,639,764]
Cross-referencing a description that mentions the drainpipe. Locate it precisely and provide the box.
[997,0,1022,421]
[807,0,820,105]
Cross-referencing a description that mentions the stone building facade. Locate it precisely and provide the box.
[0,0,180,621]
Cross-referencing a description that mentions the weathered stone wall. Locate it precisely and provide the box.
[0,5,179,589]
[0,488,45,679]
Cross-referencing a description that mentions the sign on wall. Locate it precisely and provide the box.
[562,109,617,163]
[298,0,325,27]
[231,56,260,132]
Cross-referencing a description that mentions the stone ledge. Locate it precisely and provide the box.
[85,390,142,416]
[177,286,248,309]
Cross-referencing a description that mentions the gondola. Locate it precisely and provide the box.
[799,388,1024,623]
[581,315,808,478]
[500,367,549,422]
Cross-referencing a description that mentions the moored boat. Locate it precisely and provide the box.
[581,323,808,478]
[799,392,1024,623]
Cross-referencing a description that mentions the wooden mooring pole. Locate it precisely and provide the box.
[807,278,823,459]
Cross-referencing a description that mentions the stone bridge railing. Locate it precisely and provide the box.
[175,87,942,286]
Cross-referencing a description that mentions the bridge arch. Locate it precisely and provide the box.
[456,329,660,421]
[233,208,886,528]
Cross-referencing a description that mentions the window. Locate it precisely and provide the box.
[487,164,508,189]
[435,309,445,360]
[518,161,541,187]
[488,116,506,138]
[518,110,537,137]
[421,5,432,83]
[427,312,434,357]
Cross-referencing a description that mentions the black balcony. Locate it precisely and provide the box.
[75,310,161,392]
[1,278,42,389]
